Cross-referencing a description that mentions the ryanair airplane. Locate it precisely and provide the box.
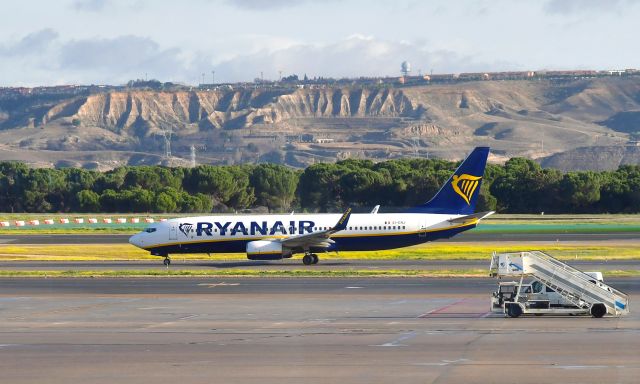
[129,147,492,266]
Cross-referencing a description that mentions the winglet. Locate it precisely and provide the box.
[332,207,352,231]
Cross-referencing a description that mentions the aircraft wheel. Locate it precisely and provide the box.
[507,303,522,318]
[591,303,606,318]
[302,254,313,265]
[163,257,171,266]
[311,254,319,264]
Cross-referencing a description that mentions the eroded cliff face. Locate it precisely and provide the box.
[1,77,639,169]
[35,87,421,136]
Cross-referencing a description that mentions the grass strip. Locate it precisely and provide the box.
[1,214,639,235]
[0,269,486,278]
[0,243,637,261]
[4,223,640,235]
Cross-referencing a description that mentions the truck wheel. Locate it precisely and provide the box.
[507,303,522,318]
[590,303,607,318]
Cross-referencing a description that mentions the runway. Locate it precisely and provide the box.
[0,277,638,383]
[1,230,640,244]
[1,259,638,272]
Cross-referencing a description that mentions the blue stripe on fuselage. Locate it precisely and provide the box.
[146,224,475,256]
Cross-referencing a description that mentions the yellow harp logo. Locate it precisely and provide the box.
[452,174,482,205]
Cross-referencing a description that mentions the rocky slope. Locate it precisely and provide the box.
[0,77,639,169]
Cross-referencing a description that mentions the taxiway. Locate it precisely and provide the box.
[0,277,637,383]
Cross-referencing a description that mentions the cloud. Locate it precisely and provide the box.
[0,30,517,86]
[72,0,110,12]
[58,35,208,83]
[212,35,518,82]
[0,29,59,57]
[544,0,640,14]
[225,0,318,11]
[0,29,211,85]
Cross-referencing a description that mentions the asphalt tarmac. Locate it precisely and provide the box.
[0,277,638,384]
[1,231,640,244]
[1,259,637,272]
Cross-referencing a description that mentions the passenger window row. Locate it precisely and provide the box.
[312,226,406,231]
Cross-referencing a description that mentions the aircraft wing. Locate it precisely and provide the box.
[280,208,352,249]
[447,211,494,224]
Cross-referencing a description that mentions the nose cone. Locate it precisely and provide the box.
[129,233,143,248]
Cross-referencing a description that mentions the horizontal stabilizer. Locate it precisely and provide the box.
[447,211,494,224]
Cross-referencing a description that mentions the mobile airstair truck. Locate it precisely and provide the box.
[489,251,629,318]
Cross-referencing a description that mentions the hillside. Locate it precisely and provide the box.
[1,77,639,170]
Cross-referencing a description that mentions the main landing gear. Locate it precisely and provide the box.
[302,253,319,265]
[163,256,171,266]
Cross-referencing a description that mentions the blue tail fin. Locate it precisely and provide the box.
[408,147,490,215]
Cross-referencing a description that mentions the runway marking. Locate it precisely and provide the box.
[179,314,199,321]
[197,282,240,288]
[413,358,470,366]
[374,331,417,347]
[345,286,363,289]
[418,299,467,318]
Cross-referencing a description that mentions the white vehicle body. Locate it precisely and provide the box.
[489,251,629,318]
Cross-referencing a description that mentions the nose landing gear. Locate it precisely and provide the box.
[302,253,319,265]
[151,251,171,266]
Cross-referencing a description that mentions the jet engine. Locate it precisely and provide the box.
[246,240,291,260]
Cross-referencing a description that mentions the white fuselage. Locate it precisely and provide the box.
[129,212,477,257]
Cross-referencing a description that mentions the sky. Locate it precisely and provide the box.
[0,0,638,86]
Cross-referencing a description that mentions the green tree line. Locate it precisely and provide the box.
[0,158,639,214]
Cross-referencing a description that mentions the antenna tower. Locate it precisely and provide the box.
[411,136,421,157]
[190,145,197,167]
[163,128,172,159]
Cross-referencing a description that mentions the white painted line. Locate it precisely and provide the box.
[345,286,363,289]
[374,331,417,347]
[198,282,240,287]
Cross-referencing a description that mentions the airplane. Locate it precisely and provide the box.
[129,146,493,266]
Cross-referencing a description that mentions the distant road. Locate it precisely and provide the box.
[0,231,639,245]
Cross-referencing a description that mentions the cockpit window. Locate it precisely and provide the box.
[144,227,157,233]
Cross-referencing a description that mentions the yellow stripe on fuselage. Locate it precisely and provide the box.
[142,220,478,251]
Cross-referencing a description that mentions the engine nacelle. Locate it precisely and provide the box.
[246,240,290,260]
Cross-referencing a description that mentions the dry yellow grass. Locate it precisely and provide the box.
[0,243,637,261]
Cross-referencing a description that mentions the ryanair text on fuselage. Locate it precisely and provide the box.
[180,220,315,237]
